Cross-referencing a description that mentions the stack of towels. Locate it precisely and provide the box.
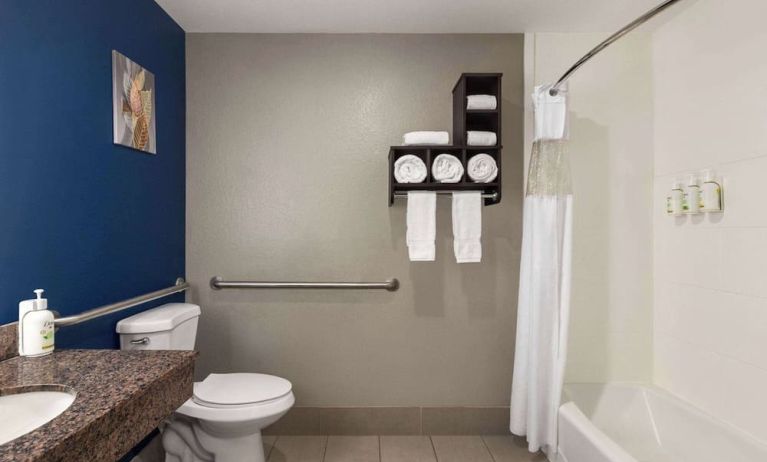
[394,127,498,263]
[466,94,498,147]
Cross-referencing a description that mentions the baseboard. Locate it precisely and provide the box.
[263,406,510,435]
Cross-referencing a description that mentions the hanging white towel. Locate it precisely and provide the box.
[467,131,497,146]
[394,155,427,183]
[431,154,464,183]
[467,94,497,110]
[452,192,482,263]
[403,131,450,146]
[467,154,498,183]
[406,191,436,261]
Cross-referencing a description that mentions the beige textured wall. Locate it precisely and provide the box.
[186,34,524,406]
[652,0,767,442]
[525,32,655,383]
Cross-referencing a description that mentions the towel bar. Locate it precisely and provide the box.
[210,276,399,292]
[393,191,498,200]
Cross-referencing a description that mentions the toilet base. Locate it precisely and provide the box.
[162,415,267,462]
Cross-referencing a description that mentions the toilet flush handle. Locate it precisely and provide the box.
[130,337,150,345]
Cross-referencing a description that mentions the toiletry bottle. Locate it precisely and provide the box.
[670,179,684,216]
[683,174,701,214]
[701,169,722,212]
[18,289,55,357]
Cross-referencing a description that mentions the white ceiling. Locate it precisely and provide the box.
[156,0,665,33]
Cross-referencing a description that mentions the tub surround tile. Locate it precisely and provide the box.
[324,436,379,462]
[430,436,494,462]
[380,435,436,462]
[0,349,196,462]
[0,323,17,362]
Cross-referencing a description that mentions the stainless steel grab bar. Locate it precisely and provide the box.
[210,276,400,292]
[54,278,190,327]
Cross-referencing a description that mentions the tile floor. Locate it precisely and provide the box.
[263,435,546,462]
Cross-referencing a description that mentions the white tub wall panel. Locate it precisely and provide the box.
[652,0,767,442]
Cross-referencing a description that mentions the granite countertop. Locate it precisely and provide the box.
[0,349,197,462]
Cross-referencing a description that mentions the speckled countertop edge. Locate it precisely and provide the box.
[0,323,18,362]
[0,349,197,462]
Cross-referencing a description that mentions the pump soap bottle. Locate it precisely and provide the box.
[18,289,55,357]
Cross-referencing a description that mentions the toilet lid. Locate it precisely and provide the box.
[193,373,292,408]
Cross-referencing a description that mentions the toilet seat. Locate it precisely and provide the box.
[193,373,292,408]
[176,373,295,424]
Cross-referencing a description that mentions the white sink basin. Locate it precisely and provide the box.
[0,388,76,445]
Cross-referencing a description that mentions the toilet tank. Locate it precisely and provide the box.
[116,303,201,351]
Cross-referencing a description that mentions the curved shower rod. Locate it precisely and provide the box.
[549,0,684,96]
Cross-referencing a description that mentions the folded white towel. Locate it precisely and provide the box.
[431,154,464,183]
[394,155,427,183]
[467,94,497,110]
[452,192,482,263]
[407,191,436,261]
[467,154,498,183]
[403,131,450,146]
[467,131,497,147]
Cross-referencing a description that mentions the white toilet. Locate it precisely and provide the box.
[117,303,294,462]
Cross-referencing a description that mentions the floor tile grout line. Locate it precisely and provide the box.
[480,435,498,462]
[428,435,439,462]
[321,435,329,462]
[265,435,278,461]
[378,435,381,462]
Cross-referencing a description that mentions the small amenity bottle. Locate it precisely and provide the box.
[668,179,684,216]
[18,289,55,357]
[683,174,701,214]
[700,170,722,212]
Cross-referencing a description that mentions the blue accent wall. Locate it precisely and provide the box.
[0,0,186,349]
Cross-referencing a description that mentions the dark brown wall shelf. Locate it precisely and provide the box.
[388,73,503,206]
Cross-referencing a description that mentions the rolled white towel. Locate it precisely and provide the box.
[467,94,497,110]
[403,131,449,146]
[467,131,497,147]
[431,154,464,183]
[394,155,427,183]
[467,154,498,183]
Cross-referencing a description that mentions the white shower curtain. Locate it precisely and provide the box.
[510,85,572,459]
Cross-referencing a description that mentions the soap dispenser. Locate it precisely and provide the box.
[18,289,55,357]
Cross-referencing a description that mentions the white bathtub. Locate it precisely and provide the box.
[557,383,767,462]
